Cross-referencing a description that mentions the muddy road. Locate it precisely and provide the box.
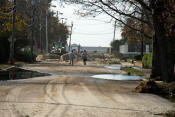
[0,61,174,117]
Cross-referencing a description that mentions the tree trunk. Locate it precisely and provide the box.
[151,34,161,79]
[159,38,174,82]
[151,0,175,82]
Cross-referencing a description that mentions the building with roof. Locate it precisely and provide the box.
[66,44,110,54]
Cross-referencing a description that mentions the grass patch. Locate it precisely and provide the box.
[121,67,144,76]
[0,64,12,69]
[142,53,152,68]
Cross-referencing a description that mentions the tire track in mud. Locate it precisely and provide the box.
[43,78,61,117]
[5,80,49,117]
[6,85,25,117]
[59,76,72,117]
[44,76,75,117]
[92,80,131,109]
[0,85,14,117]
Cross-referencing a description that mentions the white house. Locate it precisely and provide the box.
[67,44,110,54]
[119,43,150,55]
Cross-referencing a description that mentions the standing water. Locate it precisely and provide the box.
[0,67,50,81]
[105,65,121,70]
[91,74,143,81]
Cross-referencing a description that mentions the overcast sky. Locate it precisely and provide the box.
[51,1,121,47]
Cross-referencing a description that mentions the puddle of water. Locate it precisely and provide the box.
[91,74,143,81]
[0,67,50,81]
[132,66,141,70]
[53,72,94,77]
[105,65,141,71]
[105,65,121,70]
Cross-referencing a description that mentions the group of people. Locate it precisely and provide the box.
[69,50,87,66]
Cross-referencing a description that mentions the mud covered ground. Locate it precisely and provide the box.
[0,60,174,117]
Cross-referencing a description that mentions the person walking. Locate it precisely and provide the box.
[69,50,75,66]
[82,50,87,65]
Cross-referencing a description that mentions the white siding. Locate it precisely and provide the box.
[80,47,108,53]
[120,44,128,54]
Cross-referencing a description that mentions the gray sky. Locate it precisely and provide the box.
[51,1,121,47]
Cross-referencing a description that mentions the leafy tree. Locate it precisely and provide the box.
[0,1,28,62]
[121,18,152,45]
[0,0,69,62]
[110,40,121,52]
[47,12,69,49]
[110,38,127,52]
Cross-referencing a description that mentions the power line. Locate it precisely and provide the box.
[73,28,114,32]
[61,16,112,24]
[73,32,113,35]
[73,34,113,37]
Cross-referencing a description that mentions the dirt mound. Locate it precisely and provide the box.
[134,80,159,93]
[36,54,60,61]
[135,80,175,102]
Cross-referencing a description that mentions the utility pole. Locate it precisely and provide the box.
[9,0,16,64]
[40,23,42,53]
[31,9,34,62]
[69,22,73,52]
[46,10,48,53]
[113,20,117,41]
[31,0,36,63]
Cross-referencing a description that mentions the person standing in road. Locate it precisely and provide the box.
[82,50,87,65]
[69,50,75,66]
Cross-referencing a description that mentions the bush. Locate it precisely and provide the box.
[0,36,10,63]
[134,55,142,60]
[16,50,37,63]
[142,53,152,68]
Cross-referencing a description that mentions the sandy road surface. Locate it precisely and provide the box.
[0,61,174,117]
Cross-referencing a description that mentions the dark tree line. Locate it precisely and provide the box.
[0,0,69,62]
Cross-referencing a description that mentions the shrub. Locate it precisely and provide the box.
[16,50,37,63]
[134,55,142,60]
[142,53,152,68]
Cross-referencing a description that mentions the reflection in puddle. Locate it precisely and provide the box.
[132,66,141,70]
[0,67,50,81]
[105,65,121,70]
[105,65,141,71]
[91,74,143,80]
